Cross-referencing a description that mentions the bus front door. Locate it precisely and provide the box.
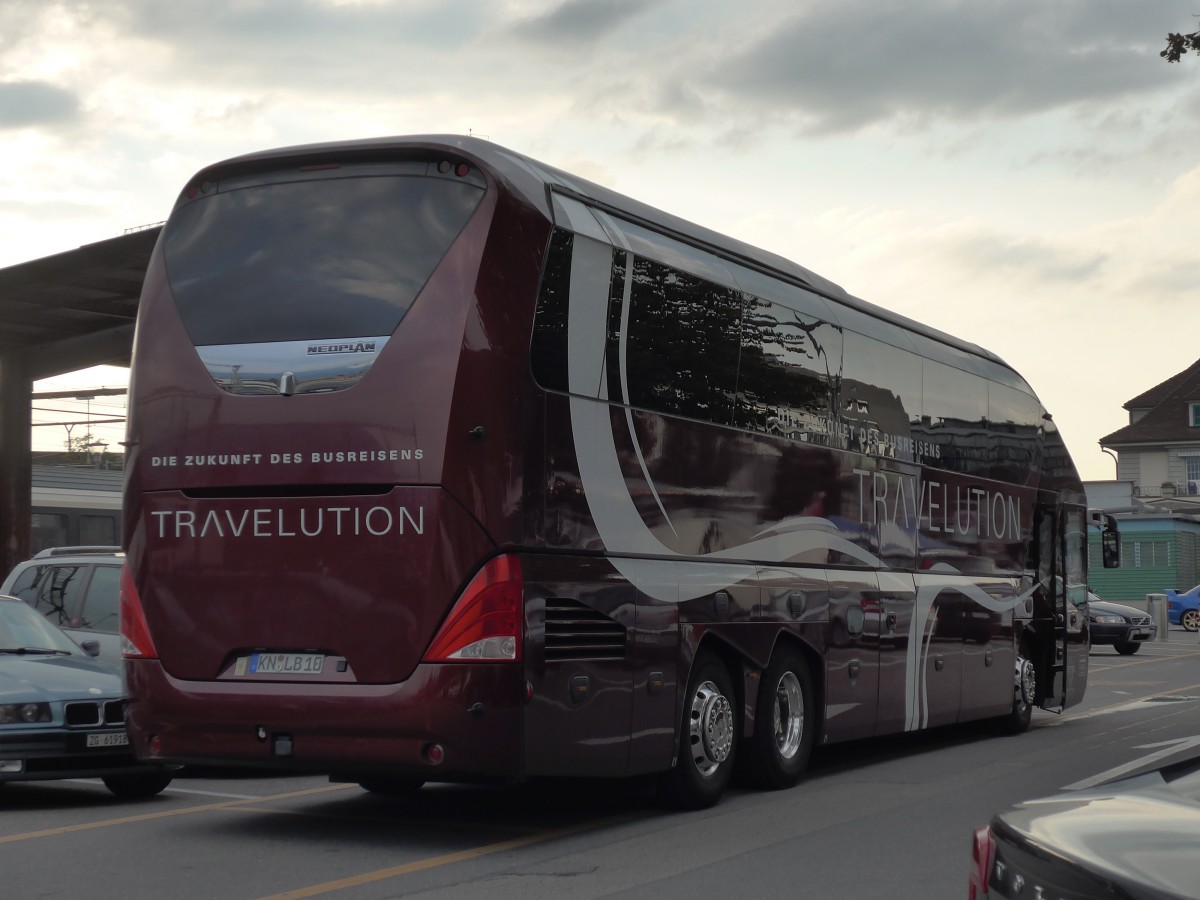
[1059,505,1088,709]
[1040,503,1088,712]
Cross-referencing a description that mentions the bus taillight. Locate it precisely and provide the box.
[422,554,523,663]
[119,565,159,659]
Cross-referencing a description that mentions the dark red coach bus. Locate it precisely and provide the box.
[121,135,1093,808]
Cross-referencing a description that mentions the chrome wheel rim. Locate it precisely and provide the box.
[772,670,805,760]
[687,680,734,777]
[1014,655,1036,706]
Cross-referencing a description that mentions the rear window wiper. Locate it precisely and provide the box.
[0,647,72,655]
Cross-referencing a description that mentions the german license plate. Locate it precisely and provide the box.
[240,652,325,675]
[87,732,129,749]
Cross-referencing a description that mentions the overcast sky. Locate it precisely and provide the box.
[6,0,1200,480]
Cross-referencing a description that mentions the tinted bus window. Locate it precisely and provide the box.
[602,217,738,290]
[989,382,1040,484]
[922,360,990,475]
[163,170,484,345]
[529,229,574,393]
[839,331,922,459]
[624,258,742,424]
[734,295,841,441]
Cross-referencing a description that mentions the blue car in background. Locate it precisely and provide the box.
[1164,586,1200,633]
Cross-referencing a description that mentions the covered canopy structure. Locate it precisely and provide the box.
[0,226,159,576]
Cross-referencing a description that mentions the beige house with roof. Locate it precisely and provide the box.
[1093,360,1200,598]
[1100,359,1200,500]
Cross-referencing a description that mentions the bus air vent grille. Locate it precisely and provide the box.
[544,598,627,661]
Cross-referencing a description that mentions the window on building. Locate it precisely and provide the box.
[1186,457,1200,495]
[1115,540,1172,568]
[1191,402,1200,427]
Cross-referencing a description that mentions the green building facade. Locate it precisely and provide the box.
[1088,514,1200,603]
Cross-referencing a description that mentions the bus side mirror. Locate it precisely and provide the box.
[1101,526,1120,569]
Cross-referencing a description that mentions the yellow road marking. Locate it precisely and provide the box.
[257,815,633,900]
[4,778,637,899]
[1095,648,1200,663]
[1062,680,1200,719]
[0,783,355,844]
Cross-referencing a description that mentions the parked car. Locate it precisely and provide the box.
[0,593,172,799]
[0,547,123,659]
[1164,585,1200,632]
[1087,596,1155,655]
[969,754,1200,899]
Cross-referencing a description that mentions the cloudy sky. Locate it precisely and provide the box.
[5,0,1200,480]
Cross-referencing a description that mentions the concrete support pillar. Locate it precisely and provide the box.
[0,351,32,578]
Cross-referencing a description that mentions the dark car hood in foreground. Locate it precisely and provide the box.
[0,654,123,702]
[995,761,1200,899]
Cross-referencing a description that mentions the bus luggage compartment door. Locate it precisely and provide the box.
[521,556,678,779]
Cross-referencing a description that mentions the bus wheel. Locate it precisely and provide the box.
[358,777,425,796]
[998,644,1036,735]
[742,650,814,790]
[659,652,737,810]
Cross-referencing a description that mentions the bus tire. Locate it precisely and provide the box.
[358,776,425,796]
[997,642,1036,735]
[659,651,738,810]
[741,649,814,790]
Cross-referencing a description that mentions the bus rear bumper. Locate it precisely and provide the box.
[124,659,525,778]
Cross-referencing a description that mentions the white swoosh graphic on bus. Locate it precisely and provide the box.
[562,228,1030,731]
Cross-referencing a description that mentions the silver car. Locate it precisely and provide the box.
[0,593,172,798]
[0,547,123,659]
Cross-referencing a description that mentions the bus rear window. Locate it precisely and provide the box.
[162,169,484,346]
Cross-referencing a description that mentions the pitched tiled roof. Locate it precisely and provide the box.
[1102,358,1200,446]
[1123,359,1200,409]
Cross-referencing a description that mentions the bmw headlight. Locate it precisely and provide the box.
[0,703,51,725]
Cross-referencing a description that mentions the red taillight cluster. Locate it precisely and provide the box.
[969,824,995,899]
[422,555,523,663]
[119,564,159,659]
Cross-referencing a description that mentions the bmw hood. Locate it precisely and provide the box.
[0,655,124,703]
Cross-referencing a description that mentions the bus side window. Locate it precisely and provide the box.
[624,257,742,425]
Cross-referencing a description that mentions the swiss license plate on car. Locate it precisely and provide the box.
[87,732,129,749]
[239,652,325,675]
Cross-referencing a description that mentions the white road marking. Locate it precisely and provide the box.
[1064,735,1200,791]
